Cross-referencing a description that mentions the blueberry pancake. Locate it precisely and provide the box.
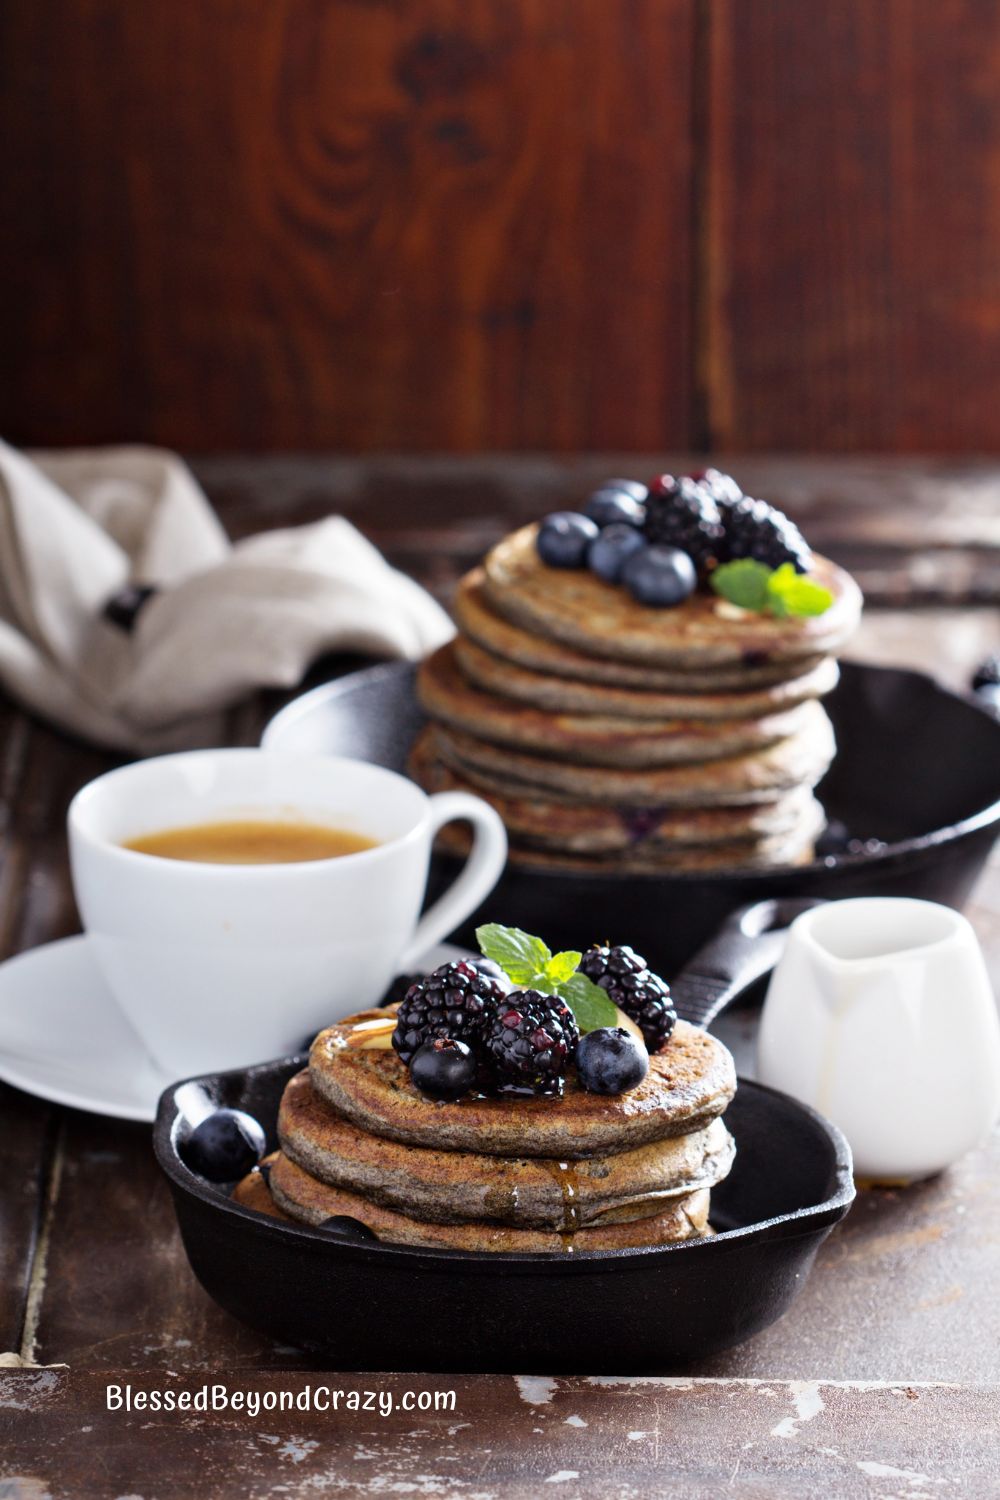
[421,708,836,807]
[418,642,816,768]
[455,571,830,691]
[264,1152,712,1251]
[433,811,823,873]
[454,632,839,721]
[410,732,823,853]
[483,523,862,668]
[309,1014,735,1159]
[278,1069,735,1228]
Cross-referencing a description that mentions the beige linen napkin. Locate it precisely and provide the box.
[0,441,454,751]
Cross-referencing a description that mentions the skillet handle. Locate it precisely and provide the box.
[670,897,826,1030]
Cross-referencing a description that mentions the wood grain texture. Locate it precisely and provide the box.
[0,0,696,451]
[2,1370,998,1498]
[703,0,1000,450]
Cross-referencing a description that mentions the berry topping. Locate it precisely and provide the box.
[579,944,677,1052]
[467,955,512,990]
[182,1108,266,1183]
[643,476,724,574]
[718,496,811,574]
[392,960,505,1064]
[691,467,743,504]
[536,512,599,569]
[584,486,647,529]
[597,477,649,503]
[410,1038,478,1101]
[576,1027,649,1095]
[588,522,648,583]
[621,544,696,608]
[485,990,580,1096]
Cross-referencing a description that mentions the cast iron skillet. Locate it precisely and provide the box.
[261,659,1000,971]
[155,899,854,1374]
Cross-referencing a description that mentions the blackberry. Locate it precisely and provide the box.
[719,496,811,574]
[392,960,504,1064]
[689,467,743,505]
[643,476,723,575]
[485,990,579,1096]
[579,944,676,1053]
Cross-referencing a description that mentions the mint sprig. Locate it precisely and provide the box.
[710,558,833,618]
[475,923,617,1033]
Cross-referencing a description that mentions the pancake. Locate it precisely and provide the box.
[410,733,823,853]
[454,632,840,721]
[279,1069,735,1228]
[266,1152,712,1250]
[423,705,835,807]
[455,572,830,691]
[232,1164,294,1220]
[309,1015,736,1159]
[482,525,862,668]
[495,831,818,874]
[418,643,815,768]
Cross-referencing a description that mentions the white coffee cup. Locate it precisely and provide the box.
[758,897,1000,1181]
[68,749,507,1078]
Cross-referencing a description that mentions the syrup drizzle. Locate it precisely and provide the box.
[542,1160,582,1252]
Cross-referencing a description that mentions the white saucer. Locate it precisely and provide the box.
[0,937,470,1124]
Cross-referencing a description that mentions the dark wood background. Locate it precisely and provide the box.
[3,0,1000,453]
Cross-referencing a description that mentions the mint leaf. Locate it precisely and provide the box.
[555,972,618,1033]
[710,559,772,612]
[476,923,551,985]
[544,949,582,985]
[766,563,834,618]
[711,558,833,619]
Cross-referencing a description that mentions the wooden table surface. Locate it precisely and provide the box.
[2,456,1000,1498]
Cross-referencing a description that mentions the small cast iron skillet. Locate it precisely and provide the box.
[261,659,1000,972]
[154,899,854,1373]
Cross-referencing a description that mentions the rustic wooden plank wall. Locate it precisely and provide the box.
[1,1,999,452]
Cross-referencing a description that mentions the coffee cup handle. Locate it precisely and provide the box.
[398,792,508,969]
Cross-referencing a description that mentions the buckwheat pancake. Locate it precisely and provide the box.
[232,1164,293,1220]
[454,632,839,721]
[423,706,835,807]
[434,812,821,873]
[495,831,818,874]
[309,1014,736,1158]
[419,644,816,768]
[410,734,822,853]
[482,525,862,667]
[279,1069,735,1228]
[456,572,829,691]
[265,1152,712,1250]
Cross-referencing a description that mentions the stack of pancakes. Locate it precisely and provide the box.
[235,1010,738,1252]
[410,523,863,872]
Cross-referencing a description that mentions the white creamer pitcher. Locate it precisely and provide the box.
[757,897,1000,1181]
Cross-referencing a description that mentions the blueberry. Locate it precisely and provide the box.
[576,1028,649,1095]
[536,512,599,568]
[600,478,649,503]
[622,545,697,607]
[409,1038,477,1101]
[181,1108,266,1183]
[584,487,647,529]
[588,523,648,583]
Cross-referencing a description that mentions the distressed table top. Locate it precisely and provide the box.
[2,456,1000,1498]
